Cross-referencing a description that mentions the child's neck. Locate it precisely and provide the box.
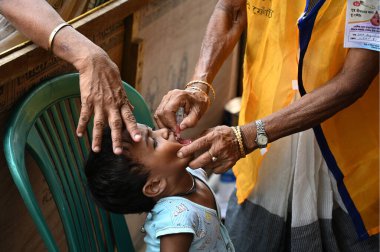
[166,170,195,198]
[163,169,217,211]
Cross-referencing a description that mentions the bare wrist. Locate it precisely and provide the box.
[240,123,257,153]
[51,26,103,69]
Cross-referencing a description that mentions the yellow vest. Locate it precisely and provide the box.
[235,0,379,238]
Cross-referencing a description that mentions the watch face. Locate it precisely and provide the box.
[257,135,268,145]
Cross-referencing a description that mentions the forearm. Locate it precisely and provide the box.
[192,0,247,83]
[242,48,379,152]
[0,0,65,49]
[0,0,101,68]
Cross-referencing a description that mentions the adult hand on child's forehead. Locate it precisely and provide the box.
[75,50,142,154]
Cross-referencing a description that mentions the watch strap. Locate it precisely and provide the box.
[256,120,266,134]
[255,120,268,148]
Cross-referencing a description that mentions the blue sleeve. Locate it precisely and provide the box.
[152,199,199,238]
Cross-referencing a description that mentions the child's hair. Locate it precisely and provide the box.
[85,127,155,214]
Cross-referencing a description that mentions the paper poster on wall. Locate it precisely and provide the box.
[344,0,380,51]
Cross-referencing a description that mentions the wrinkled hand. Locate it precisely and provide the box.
[74,49,141,154]
[177,126,241,173]
[154,88,210,133]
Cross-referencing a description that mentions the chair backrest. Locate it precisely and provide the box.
[3,73,154,252]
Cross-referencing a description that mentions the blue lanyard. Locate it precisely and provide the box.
[297,0,368,239]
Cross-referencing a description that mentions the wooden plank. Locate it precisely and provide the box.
[121,14,143,85]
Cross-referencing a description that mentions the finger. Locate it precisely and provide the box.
[121,104,141,142]
[77,103,93,137]
[213,164,232,174]
[163,109,178,132]
[154,113,165,129]
[205,161,233,174]
[154,96,167,129]
[155,92,183,131]
[155,109,177,131]
[91,106,105,152]
[155,105,179,132]
[180,107,200,130]
[107,108,124,155]
[199,148,222,170]
[188,151,214,169]
[177,136,210,158]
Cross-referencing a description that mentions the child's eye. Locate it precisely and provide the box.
[153,138,158,149]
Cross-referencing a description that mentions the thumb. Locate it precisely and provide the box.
[180,108,201,130]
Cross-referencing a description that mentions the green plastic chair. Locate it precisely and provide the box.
[3,73,154,252]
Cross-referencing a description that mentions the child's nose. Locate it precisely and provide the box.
[156,128,170,139]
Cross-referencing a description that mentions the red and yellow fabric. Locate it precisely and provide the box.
[233,0,379,237]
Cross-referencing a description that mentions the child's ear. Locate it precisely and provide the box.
[143,177,167,198]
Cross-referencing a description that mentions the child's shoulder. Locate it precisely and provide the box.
[153,196,198,214]
[148,197,200,228]
[152,196,212,220]
[186,167,207,181]
[153,195,217,220]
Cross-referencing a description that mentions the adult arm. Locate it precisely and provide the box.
[0,0,141,154]
[160,233,193,252]
[245,48,379,150]
[180,48,379,173]
[154,0,247,132]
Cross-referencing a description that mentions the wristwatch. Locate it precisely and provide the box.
[255,120,268,148]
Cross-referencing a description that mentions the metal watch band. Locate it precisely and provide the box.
[256,120,266,135]
[255,119,268,148]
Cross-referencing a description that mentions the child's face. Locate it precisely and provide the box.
[122,124,191,175]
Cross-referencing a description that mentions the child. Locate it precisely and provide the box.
[85,124,235,252]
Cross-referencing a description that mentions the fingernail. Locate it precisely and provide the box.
[134,134,141,141]
[180,123,187,130]
[93,146,100,152]
[114,147,122,155]
[177,151,183,158]
[77,132,83,137]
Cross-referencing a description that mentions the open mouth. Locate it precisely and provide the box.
[176,137,192,145]
[169,129,192,146]
[173,132,192,145]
